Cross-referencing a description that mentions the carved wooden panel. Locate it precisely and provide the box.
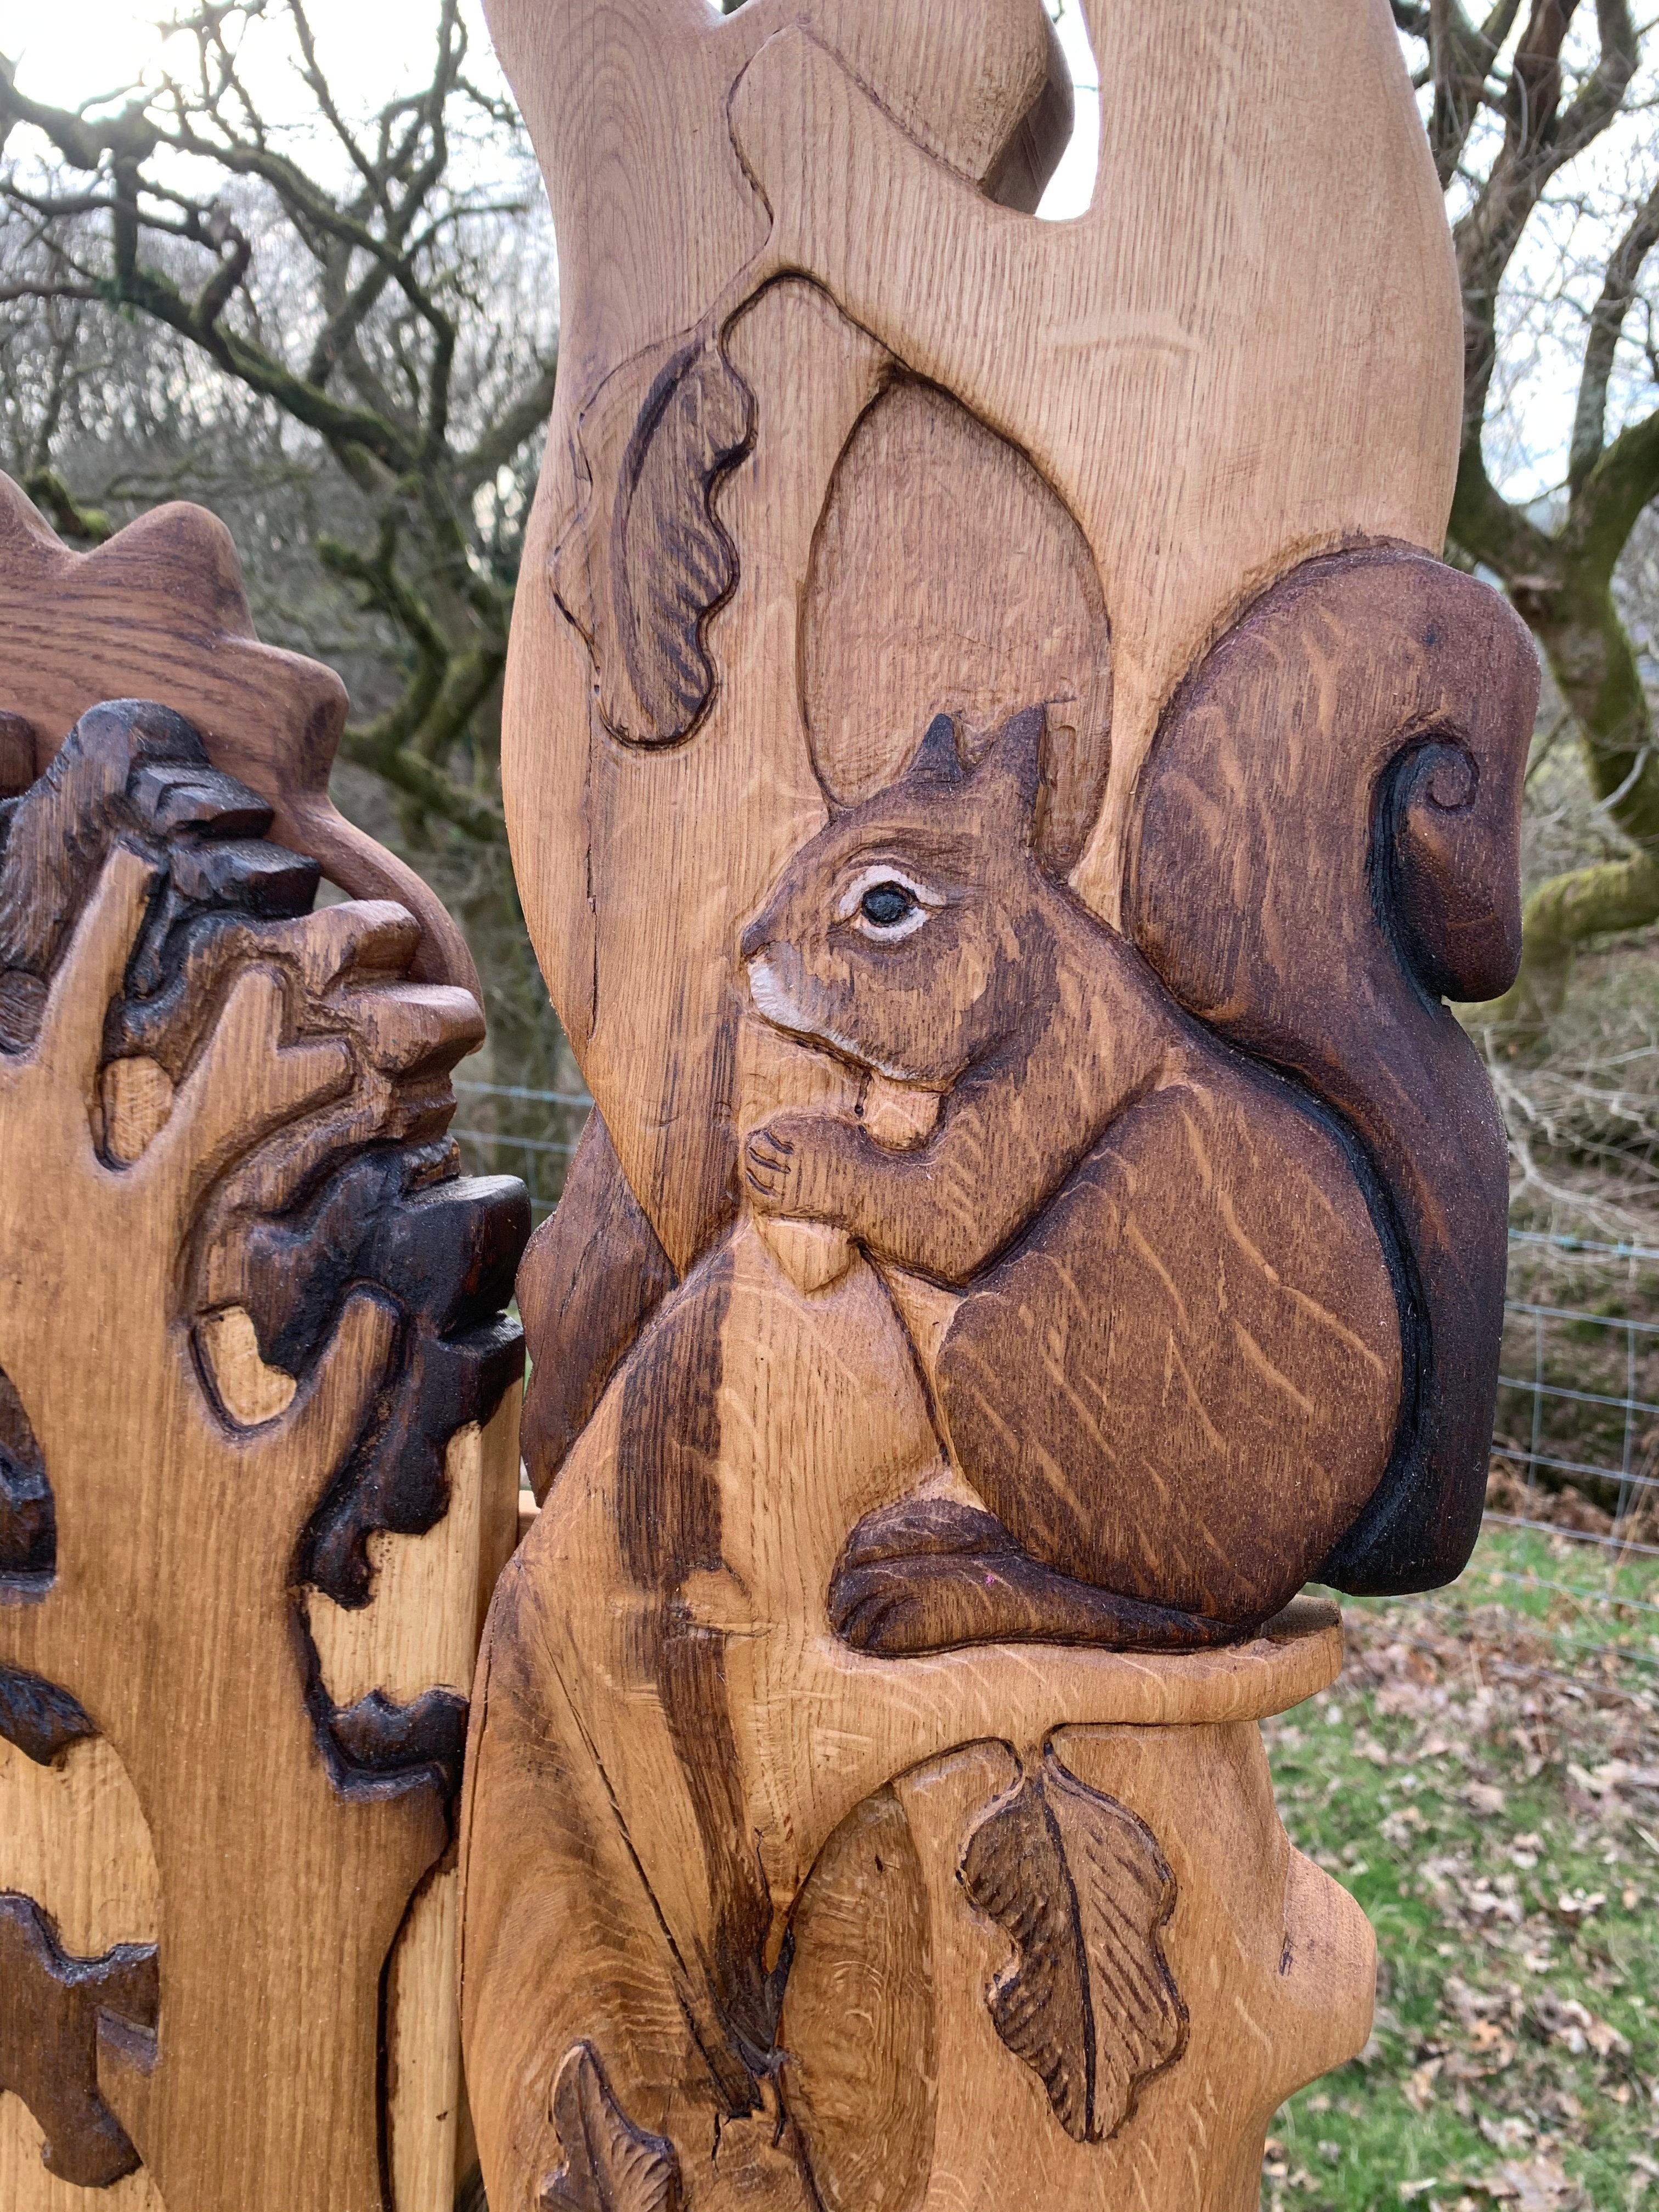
[463,1,1535,2207]
[0,474,476,994]
[0,489,528,2211]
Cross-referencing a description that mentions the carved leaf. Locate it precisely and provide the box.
[0,1892,158,2188]
[554,335,754,748]
[540,2040,683,2212]
[958,1752,1186,2143]
[958,1771,1092,2140]
[1042,1755,1188,2137]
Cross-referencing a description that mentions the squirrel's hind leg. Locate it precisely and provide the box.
[828,1497,1255,1656]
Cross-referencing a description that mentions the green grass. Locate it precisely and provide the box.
[1262,1527,1659,2209]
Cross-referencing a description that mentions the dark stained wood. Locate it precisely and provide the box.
[0,1666,95,1768]
[0,691,527,2209]
[517,1111,677,1504]
[555,336,755,748]
[0,1363,51,1582]
[0,474,478,992]
[540,2040,684,2212]
[741,705,1400,1628]
[0,1892,157,2188]
[960,1749,1186,2145]
[829,1500,1247,1656]
[1126,545,1538,1593]
[0,712,33,798]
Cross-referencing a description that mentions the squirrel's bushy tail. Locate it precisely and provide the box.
[1126,545,1537,1595]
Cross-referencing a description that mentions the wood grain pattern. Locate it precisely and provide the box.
[540,2042,683,2212]
[738,704,1406,1628]
[517,1110,676,1503]
[486,0,1074,1273]
[462,1118,1355,2207]
[0,473,477,993]
[773,1787,935,2212]
[0,1734,162,2211]
[803,380,1111,875]
[0,682,524,2208]
[958,1749,1185,2144]
[466,2,1525,2205]
[1126,545,1537,1590]
[488,0,1461,1288]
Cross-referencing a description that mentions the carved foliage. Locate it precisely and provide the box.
[0,1893,158,2188]
[540,2041,682,2212]
[554,335,755,747]
[0,695,528,2208]
[0,697,528,1796]
[959,1748,1186,2143]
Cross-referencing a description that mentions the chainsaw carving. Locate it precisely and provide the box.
[0,494,527,2212]
[463,1,1534,2207]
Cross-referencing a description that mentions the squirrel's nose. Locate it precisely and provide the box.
[738,916,768,962]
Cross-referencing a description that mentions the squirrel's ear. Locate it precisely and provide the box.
[975,704,1046,822]
[908,711,965,785]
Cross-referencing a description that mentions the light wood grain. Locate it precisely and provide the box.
[0,2105,167,2212]
[463,1153,1351,2207]
[465,2,1526,2205]
[0,1736,159,1961]
[488,0,1460,1274]
[309,1394,521,1708]
[0,582,525,2205]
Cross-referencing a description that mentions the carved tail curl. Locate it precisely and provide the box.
[1125,545,1537,1595]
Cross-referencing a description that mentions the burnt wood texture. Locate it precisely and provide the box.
[460,1,1531,2208]
[0,492,526,2211]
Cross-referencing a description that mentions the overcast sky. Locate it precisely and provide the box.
[0,0,1099,207]
[1,2,1647,503]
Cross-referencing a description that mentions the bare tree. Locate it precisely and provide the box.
[1395,0,1659,1039]
[0,0,575,1128]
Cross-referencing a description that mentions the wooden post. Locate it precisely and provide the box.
[0,478,528,2211]
[458,1,1538,2207]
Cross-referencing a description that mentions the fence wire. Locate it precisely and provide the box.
[453,1080,1659,1684]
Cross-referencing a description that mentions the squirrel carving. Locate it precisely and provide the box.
[740,546,1537,1644]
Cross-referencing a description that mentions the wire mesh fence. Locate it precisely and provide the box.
[1492,1230,1659,1551]
[453,1078,1659,1684]
[452,1077,589,1221]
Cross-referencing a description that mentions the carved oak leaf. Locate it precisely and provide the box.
[958,1769,1092,2138]
[959,1750,1187,2143]
[0,1893,158,2188]
[540,2040,683,2212]
[552,335,754,748]
[1043,1757,1188,2136]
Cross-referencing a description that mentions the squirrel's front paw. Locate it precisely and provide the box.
[743,1111,857,1219]
[743,1120,806,1215]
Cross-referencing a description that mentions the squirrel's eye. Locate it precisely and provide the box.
[860,882,917,929]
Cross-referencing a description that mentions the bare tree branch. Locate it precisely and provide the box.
[1568,177,1659,489]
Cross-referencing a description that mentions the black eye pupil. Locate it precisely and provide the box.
[861,882,916,928]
